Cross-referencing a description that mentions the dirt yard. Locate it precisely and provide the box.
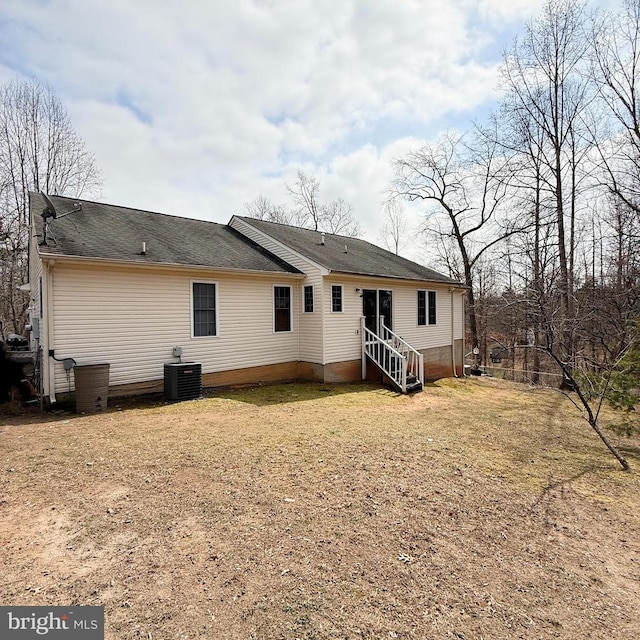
[1,377,639,639]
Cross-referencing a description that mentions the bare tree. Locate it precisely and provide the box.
[500,0,593,330]
[287,170,322,231]
[322,198,362,237]
[285,170,361,237]
[488,1,638,469]
[244,193,294,225]
[378,199,408,255]
[0,78,101,335]
[391,131,518,361]
[590,0,640,215]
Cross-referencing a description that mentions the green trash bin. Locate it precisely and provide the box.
[74,364,110,413]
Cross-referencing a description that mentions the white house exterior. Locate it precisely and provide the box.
[28,194,465,403]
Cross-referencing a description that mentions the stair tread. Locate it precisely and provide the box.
[364,345,422,394]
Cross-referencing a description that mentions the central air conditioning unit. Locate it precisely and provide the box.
[164,362,202,401]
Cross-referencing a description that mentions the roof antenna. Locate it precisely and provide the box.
[39,193,82,246]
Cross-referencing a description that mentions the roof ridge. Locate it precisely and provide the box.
[238,214,461,284]
[239,215,455,279]
[236,215,363,242]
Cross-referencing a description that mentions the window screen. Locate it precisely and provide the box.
[428,290,437,325]
[418,290,426,326]
[304,285,314,313]
[274,286,291,332]
[331,285,343,312]
[193,282,217,337]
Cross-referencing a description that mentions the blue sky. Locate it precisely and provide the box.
[0,0,550,262]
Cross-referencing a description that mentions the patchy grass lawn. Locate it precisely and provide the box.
[1,377,639,639]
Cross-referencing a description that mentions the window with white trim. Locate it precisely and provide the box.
[428,290,437,325]
[331,285,343,312]
[417,290,426,326]
[303,285,314,313]
[418,290,437,326]
[274,286,292,332]
[193,282,217,337]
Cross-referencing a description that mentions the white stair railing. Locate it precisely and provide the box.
[377,316,424,387]
[361,316,424,393]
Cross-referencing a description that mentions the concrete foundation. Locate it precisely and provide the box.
[420,339,464,381]
[98,340,465,399]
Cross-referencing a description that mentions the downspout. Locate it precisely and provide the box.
[46,259,57,403]
[450,288,458,378]
[296,284,301,366]
[361,316,366,380]
[462,293,466,377]
[320,280,324,374]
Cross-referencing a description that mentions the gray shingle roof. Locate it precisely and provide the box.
[236,216,461,284]
[30,193,301,275]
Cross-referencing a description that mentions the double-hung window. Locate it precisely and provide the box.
[304,285,314,313]
[274,286,292,332]
[331,285,343,313]
[428,290,436,325]
[418,290,437,326]
[193,282,217,337]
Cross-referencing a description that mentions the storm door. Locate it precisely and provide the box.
[362,289,393,334]
[378,289,392,332]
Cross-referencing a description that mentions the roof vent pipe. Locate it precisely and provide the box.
[344,244,348,253]
[321,232,325,246]
[141,241,146,256]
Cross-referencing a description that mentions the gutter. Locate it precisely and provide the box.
[329,269,467,288]
[36,252,305,278]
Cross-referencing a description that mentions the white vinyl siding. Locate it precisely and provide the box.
[298,274,324,363]
[453,291,464,339]
[50,263,300,393]
[323,277,463,364]
[230,216,324,363]
[394,287,452,346]
[323,280,359,363]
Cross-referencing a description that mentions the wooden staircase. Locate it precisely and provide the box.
[361,317,424,394]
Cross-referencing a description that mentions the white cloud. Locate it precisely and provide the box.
[0,0,550,264]
[477,0,546,22]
